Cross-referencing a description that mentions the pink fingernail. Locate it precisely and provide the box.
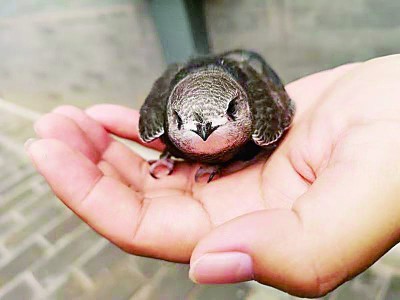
[24,138,38,152]
[189,252,254,284]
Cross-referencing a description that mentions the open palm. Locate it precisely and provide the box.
[27,55,400,297]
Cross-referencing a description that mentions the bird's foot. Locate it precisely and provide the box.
[195,165,221,183]
[148,157,175,179]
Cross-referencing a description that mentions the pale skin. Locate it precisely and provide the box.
[26,54,400,298]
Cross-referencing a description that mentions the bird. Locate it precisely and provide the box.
[139,49,295,182]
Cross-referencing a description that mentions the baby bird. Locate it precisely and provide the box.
[139,49,295,182]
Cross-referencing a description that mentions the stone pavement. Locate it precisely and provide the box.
[1,102,400,300]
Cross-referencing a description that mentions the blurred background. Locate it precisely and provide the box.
[0,0,400,299]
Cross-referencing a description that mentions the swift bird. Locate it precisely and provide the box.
[139,49,295,182]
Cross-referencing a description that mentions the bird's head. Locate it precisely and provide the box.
[166,67,253,156]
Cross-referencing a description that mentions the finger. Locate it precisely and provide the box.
[34,113,101,163]
[27,139,211,262]
[35,108,148,189]
[51,105,146,187]
[104,139,200,191]
[291,123,400,294]
[97,160,129,186]
[85,104,165,151]
[52,105,112,154]
[189,209,323,297]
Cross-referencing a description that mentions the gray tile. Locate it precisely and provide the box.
[18,191,55,217]
[133,256,165,278]
[88,261,146,300]
[32,229,101,287]
[44,214,84,244]
[145,264,196,300]
[82,242,128,278]
[0,242,44,287]
[48,272,87,300]
[0,181,34,215]
[4,206,63,249]
[0,278,37,300]
[332,270,388,300]
[384,274,400,300]
[188,284,249,300]
[0,216,17,237]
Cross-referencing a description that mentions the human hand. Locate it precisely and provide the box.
[26,54,400,298]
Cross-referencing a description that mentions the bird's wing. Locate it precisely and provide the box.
[139,63,182,142]
[221,49,295,147]
[219,49,284,89]
[250,85,295,147]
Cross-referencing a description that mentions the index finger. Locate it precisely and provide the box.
[85,105,165,151]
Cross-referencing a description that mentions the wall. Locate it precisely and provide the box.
[205,0,400,82]
[0,0,399,111]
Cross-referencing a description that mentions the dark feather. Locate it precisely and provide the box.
[139,49,295,163]
[219,50,295,147]
[138,63,183,142]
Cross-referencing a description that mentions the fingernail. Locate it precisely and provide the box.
[33,122,40,135]
[24,138,38,152]
[189,252,254,284]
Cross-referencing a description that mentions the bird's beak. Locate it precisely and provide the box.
[193,123,219,141]
[199,125,211,141]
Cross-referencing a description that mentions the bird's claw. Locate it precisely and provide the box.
[148,157,175,179]
[195,165,221,183]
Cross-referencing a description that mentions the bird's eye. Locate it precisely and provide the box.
[227,96,239,121]
[174,110,183,130]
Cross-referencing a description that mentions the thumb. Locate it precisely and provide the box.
[189,209,327,298]
[189,150,400,298]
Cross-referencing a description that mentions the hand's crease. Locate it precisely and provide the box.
[99,140,145,191]
[78,173,104,207]
[53,111,104,163]
[130,196,151,244]
[189,184,214,227]
[143,188,187,199]
[287,149,315,186]
[193,197,214,228]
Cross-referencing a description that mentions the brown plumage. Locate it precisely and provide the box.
[139,49,295,181]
